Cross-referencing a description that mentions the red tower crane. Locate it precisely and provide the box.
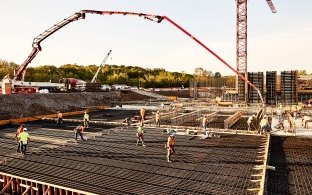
[236,0,276,101]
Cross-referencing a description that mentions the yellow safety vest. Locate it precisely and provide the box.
[19,132,30,144]
[84,114,89,120]
[260,119,268,128]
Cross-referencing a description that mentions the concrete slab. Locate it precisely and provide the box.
[270,116,312,137]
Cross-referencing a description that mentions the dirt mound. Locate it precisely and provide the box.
[0,91,150,120]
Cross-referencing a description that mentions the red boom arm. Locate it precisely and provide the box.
[14,10,163,81]
[14,10,263,103]
[266,0,277,13]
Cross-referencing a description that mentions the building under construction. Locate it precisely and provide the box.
[189,70,312,106]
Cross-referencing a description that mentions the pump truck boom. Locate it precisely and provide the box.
[91,50,112,83]
[12,9,264,105]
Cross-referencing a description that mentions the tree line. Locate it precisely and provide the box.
[0,59,191,88]
[0,59,239,88]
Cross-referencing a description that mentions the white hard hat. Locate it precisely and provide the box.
[23,128,27,131]
[252,115,256,117]
[263,115,267,118]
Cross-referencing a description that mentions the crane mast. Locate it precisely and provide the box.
[91,50,112,83]
[236,0,276,101]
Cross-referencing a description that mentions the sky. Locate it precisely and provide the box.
[0,0,311,75]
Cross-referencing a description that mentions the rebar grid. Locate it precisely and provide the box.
[266,136,312,195]
[0,124,264,194]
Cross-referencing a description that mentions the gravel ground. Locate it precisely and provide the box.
[0,91,150,120]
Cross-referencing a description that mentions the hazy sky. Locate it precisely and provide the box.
[0,0,311,75]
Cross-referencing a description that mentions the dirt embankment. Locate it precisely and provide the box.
[0,91,150,120]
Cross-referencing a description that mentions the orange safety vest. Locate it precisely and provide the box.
[167,136,174,146]
[140,108,145,116]
[15,126,24,138]
[156,113,160,120]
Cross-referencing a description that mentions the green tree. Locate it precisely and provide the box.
[214,72,221,77]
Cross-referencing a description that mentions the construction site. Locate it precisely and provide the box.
[1,1,312,195]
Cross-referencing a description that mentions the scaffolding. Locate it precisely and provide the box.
[189,77,236,100]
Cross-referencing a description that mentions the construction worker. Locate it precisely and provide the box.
[15,124,24,152]
[291,105,298,120]
[140,108,145,122]
[260,115,269,135]
[202,115,208,131]
[56,111,63,126]
[276,105,284,122]
[275,106,285,130]
[302,115,312,129]
[161,103,165,109]
[156,111,161,127]
[169,104,173,112]
[83,111,90,128]
[247,115,255,131]
[166,130,176,163]
[136,122,146,146]
[74,124,85,141]
[18,127,30,156]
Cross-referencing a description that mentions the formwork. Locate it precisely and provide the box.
[247,72,264,103]
[281,71,297,104]
[266,71,277,105]
[189,77,236,99]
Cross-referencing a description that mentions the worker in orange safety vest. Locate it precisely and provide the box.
[166,130,176,163]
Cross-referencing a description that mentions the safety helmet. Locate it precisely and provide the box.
[23,128,27,131]
[252,115,256,117]
[263,115,267,118]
